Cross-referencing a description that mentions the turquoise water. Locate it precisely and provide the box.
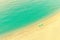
[0,0,60,34]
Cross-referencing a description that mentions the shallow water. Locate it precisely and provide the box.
[0,0,60,34]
